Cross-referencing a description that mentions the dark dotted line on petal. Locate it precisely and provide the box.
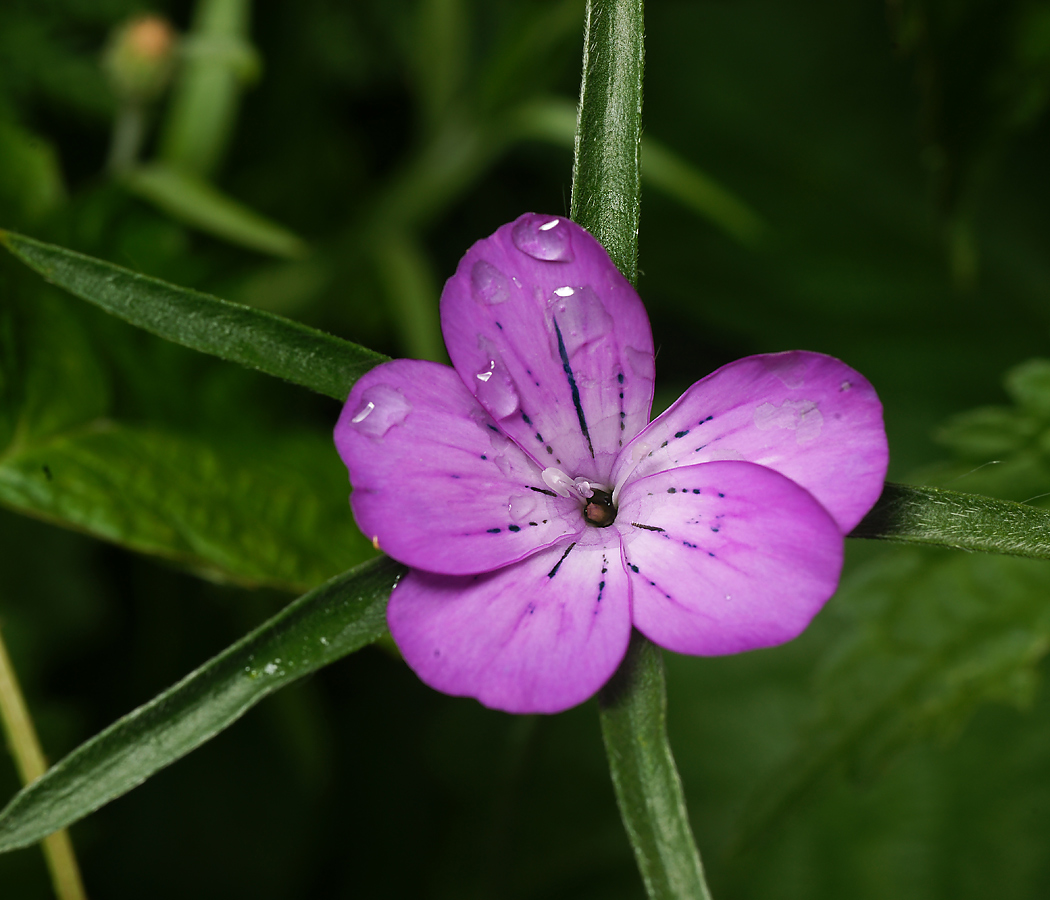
[625,560,672,600]
[596,554,609,609]
[547,542,577,579]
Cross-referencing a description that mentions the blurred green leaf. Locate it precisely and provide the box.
[0,554,403,853]
[0,281,374,590]
[0,121,65,227]
[121,163,309,259]
[414,0,467,127]
[160,0,259,176]
[734,547,1050,849]
[370,229,445,362]
[513,97,764,245]
[0,230,387,402]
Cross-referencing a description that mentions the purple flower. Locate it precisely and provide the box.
[335,214,888,714]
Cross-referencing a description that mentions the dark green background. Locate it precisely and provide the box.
[3,0,1050,897]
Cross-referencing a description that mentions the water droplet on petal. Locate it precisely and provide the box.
[509,494,540,519]
[546,285,613,358]
[349,385,411,438]
[625,346,655,385]
[474,353,520,419]
[470,260,511,305]
[511,214,574,262]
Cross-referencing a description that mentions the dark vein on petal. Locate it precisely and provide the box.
[552,317,594,458]
[547,541,577,579]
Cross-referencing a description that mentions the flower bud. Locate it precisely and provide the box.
[102,14,178,104]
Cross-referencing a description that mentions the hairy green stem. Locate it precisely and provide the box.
[599,633,713,900]
[0,623,88,900]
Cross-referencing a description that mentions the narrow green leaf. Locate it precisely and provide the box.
[122,163,309,259]
[570,0,645,285]
[849,482,1050,560]
[0,555,404,853]
[0,230,387,401]
[599,632,712,900]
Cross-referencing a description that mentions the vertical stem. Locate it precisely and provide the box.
[599,633,712,900]
[570,2,714,897]
[0,623,88,900]
[570,0,645,286]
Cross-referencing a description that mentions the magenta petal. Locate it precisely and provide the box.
[611,351,887,532]
[388,538,632,713]
[334,358,581,575]
[617,461,843,656]
[441,213,655,484]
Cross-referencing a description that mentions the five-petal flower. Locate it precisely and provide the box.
[335,214,888,714]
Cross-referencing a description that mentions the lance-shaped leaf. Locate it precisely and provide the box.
[0,230,386,402]
[850,482,1050,560]
[0,555,404,854]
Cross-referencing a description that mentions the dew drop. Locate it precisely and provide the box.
[547,285,613,357]
[511,214,574,262]
[474,355,520,419]
[470,259,511,305]
[348,385,411,438]
[509,494,540,520]
[625,346,655,385]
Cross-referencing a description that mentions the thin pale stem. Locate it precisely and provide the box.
[0,623,88,900]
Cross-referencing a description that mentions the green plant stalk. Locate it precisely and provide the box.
[571,1,713,898]
[0,623,88,900]
[599,634,712,900]
[160,0,255,176]
[570,0,644,285]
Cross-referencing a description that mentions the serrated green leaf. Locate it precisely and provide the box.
[0,554,404,854]
[0,424,372,592]
[733,548,1050,850]
[0,279,372,590]
[122,163,309,259]
[0,229,387,402]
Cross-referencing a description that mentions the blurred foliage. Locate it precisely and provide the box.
[2,0,1050,898]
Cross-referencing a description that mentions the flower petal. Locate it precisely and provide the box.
[335,359,581,575]
[611,351,887,532]
[441,213,655,485]
[617,461,843,655]
[388,538,632,713]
